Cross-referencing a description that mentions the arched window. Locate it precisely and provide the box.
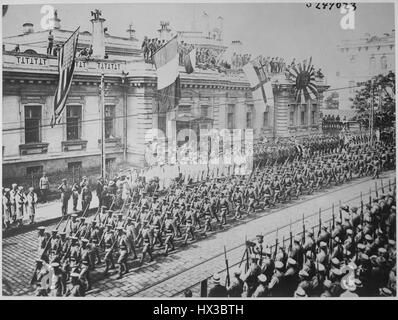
[369,56,376,75]
[24,49,37,55]
[381,55,388,70]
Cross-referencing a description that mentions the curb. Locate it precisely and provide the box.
[2,207,98,239]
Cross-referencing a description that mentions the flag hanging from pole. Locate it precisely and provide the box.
[154,35,181,113]
[51,27,80,127]
[184,48,196,74]
[243,57,273,110]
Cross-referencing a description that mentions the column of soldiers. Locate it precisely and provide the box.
[141,37,166,63]
[207,186,396,297]
[29,140,395,296]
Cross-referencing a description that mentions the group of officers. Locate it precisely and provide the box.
[29,138,395,296]
[206,187,396,297]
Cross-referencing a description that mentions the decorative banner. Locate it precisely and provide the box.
[288,57,318,103]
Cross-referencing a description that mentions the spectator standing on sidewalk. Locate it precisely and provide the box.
[15,186,27,227]
[71,182,80,211]
[96,177,104,209]
[81,184,92,213]
[39,172,50,203]
[10,183,18,223]
[26,187,38,224]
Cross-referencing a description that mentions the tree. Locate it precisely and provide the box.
[350,71,395,130]
[324,92,339,109]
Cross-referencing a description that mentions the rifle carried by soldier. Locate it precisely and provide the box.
[224,246,230,287]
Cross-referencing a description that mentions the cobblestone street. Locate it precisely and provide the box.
[2,171,395,297]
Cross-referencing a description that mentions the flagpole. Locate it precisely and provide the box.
[100,72,106,180]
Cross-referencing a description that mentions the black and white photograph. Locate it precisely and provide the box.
[1,0,396,300]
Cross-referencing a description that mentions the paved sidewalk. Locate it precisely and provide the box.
[2,191,99,237]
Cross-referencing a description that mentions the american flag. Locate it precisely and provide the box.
[51,27,80,127]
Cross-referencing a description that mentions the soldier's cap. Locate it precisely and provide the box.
[299,270,309,278]
[275,261,284,270]
[340,205,349,212]
[317,263,325,272]
[71,272,80,278]
[264,247,272,255]
[258,274,267,283]
[294,287,307,297]
[62,179,67,182]
[107,210,114,214]
[109,181,115,186]
[360,254,369,262]
[51,230,58,234]
[82,260,90,265]
[79,217,86,220]
[350,206,358,213]
[331,268,342,276]
[365,234,373,241]
[106,223,113,228]
[294,235,301,243]
[12,183,17,187]
[233,268,242,276]
[348,262,357,270]
[18,186,24,191]
[388,239,396,246]
[81,238,89,243]
[126,217,133,221]
[91,220,97,224]
[51,262,60,268]
[38,226,45,231]
[256,234,264,239]
[306,251,313,259]
[287,258,296,266]
[70,236,78,241]
[212,273,221,284]
[346,229,353,235]
[59,232,66,236]
[323,279,332,289]
[320,241,327,248]
[334,237,341,244]
[117,226,124,231]
[101,206,108,210]
[380,287,393,297]
[378,247,387,254]
[118,213,123,217]
[331,258,340,266]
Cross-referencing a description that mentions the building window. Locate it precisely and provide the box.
[106,158,116,167]
[246,112,252,129]
[201,106,209,118]
[68,161,82,170]
[26,165,43,175]
[289,105,295,126]
[178,105,191,115]
[381,55,388,70]
[227,105,235,129]
[25,106,41,143]
[105,105,115,138]
[263,111,269,127]
[66,105,82,140]
[311,105,317,125]
[300,105,307,126]
[369,56,376,75]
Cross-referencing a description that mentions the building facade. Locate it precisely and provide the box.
[2,10,328,179]
[334,30,395,109]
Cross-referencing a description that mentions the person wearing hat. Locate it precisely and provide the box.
[284,258,299,297]
[15,186,27,227]
[9,183,18,223]
[252,274,268,297]
[49,230,61,263]
[25,186,38,224]
[64,272,85,297]
[58,179,70,217]
[226,268,244,297]
[81,184,92,214]
[202,198,214,234]
[290,235,304,267]
[49,262,66,297]
[268,260,284,297]
[208,273,227,297]
[116,227,129,279]
[138,220,154,265]
[96,177,104,209]
[103,225,116,275]
[67,213,80,236]
[320,279,333,297]
[163,211,175,256]
[241,255,262,297]
[294,287,307,298]
[32,259,50,294]
[2,187,12,229]
[79,238,92,291]
[124,218,138,260]
[183,205,196,246]
[87,221,102,265]
[36,226,47,260]
[71,181,81,212]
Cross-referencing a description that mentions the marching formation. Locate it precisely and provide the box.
[29,140,394,296]
[206,184,396,298]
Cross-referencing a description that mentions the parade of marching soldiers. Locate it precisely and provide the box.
[17,131,393,297]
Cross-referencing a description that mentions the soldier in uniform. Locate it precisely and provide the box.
[71,182,80,211]
[252,274,268,297]
[49,230,61,263]
[116,227,129,279]
[81,184,92,213]
[58,179,70,216]
[139,220,153,264]
[49,262,66,297]
[64,272,85,297]
[226,268,244,297]
[67,213,79,236]
[241,256,262,297]
[78,238,92,291]
[26,187,38,224]
[15,186,26,227]
[125,217,138,260]
[183,204,196,245]
[37,226,47,260]
[163,211,175,255]
[103,224,116,275]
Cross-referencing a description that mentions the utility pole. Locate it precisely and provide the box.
[100,72,106,180]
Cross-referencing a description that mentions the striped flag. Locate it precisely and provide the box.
[154,35,181,113]
[51,27,80,127]
[243,57,273,111]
